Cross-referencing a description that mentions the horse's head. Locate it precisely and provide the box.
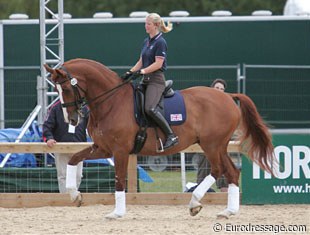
[44,64,86,126]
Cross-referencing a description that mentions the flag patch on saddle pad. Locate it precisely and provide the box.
[170,114,183,121]
[164,90,186,126]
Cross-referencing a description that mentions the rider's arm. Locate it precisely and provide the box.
[130,57,143,72]
[140,56,164,74]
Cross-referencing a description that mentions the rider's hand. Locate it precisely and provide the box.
[131,70,143,80]
[120,70,133,80]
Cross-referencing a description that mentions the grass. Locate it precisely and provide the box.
[139,169,242,193]
[139,169,207,192]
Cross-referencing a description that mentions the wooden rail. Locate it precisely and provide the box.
[0,141,241,193]
[0,141,241,153]
[0,141,242,208]
[0,192,235,208]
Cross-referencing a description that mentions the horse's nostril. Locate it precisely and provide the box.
[70,119,77,126]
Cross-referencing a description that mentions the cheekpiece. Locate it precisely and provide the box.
[71,78,78,86]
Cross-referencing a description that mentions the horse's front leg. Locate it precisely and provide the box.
[65,146,91,205]
[68,144,112,165]
[66,145,111,205]
[105,153,129,219]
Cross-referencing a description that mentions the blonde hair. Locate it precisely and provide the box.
[147,13,173,33]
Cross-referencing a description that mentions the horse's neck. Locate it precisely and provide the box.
[86,71,120,101]
[87,83,133,133]
[77,61,133,120]
[86,77,131,117]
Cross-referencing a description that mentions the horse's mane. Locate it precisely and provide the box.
[64,58,119,80]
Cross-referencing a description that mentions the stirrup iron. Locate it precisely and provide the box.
[163,135,179,150]
[156,137,164,153]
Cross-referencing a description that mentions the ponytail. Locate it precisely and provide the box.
[160,19,173,33]
[147,13,173,33]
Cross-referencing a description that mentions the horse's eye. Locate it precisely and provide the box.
[62,88,71,94]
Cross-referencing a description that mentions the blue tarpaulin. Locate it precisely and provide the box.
[0,121,153,182]
[0,121,41,167]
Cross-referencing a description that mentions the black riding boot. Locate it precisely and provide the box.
[149,108,179,150]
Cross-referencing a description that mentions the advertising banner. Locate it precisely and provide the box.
[242,134,310,204]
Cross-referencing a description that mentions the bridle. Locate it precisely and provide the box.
[55,66,130,115]
[55,66,88,117]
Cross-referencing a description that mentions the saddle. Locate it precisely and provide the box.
[131,80,186,154]
[135,80,174,127]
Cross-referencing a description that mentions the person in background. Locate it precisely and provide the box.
[196,78,228,192]
[43,100,88,195]
[121,13,178,151]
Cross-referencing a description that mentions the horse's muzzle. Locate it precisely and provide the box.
[69,111,80,126]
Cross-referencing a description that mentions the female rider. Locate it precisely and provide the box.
[122,13,178,150]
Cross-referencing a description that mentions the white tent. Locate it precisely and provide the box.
[284,0,310,15]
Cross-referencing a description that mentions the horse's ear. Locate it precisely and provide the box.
[43,64,65,82]
[44,64,54,74]
[43,64,66,78]
[54,68,66,78]
[44,64,56,82]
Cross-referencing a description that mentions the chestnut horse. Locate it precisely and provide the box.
[44,58,274,219]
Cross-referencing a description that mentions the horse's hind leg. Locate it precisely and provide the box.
[189,147,219,216]
[189,174,216,216]
[189,144,241,218]
[217,153,241,219]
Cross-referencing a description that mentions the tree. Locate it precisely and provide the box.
[0,0,287,20]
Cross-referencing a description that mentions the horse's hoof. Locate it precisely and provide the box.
[73,193,83,207]
[216,209,236,219]
[189,205,202,216]
[105,212,123,220]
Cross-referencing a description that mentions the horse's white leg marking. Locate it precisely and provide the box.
[105,191,126,219]
[217,183,240,219]
[189,174,215,216]
[66,164,81,205]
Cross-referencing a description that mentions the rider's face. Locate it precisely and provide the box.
[145,17,158,36]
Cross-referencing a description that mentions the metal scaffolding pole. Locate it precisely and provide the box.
[0,24,4,129]
[39,0,64,127]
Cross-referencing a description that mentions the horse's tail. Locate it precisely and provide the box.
[230,93,275,174]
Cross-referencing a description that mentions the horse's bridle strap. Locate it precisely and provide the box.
[61,101,77,108]
[58,65,131,110]
[57,66,87,110]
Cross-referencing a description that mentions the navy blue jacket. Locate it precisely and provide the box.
[141,32,168,71]
[43,101,88,142]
